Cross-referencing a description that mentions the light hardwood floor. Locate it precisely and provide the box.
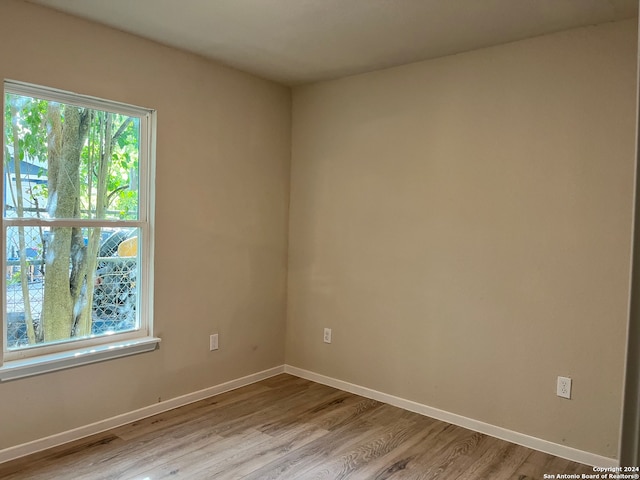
[0,374,597,479]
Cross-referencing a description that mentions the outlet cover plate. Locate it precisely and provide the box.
[323,328,332,344]
[210,334,219,351]
[557,376,571,399]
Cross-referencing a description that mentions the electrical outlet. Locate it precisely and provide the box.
[210,333,219,351]
[557,376,571,399]
[323,328,332,344]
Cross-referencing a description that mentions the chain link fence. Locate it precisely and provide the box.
[5,227,138,349]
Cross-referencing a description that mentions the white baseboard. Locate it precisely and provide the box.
[284,364,618,469]
[0,365,284,465]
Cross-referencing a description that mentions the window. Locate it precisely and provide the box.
[1,81,157,380]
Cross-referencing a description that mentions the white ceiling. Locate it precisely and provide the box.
[27,0,638,86]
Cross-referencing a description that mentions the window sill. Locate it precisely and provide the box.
[0,336,161,382]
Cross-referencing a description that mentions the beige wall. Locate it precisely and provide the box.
[0,0,291,449]
[287,19,637,458]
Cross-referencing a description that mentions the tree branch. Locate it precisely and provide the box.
[106,185,129,205]
[112,117,133,143]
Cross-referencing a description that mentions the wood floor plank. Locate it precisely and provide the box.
[537,455,573,480]
[239,418,378,480]
[344,419,454,479]
[227,385,349,437]
[401,424,488,479]
[509,449,557,480]
[110,381,270,440]
[0,373,597,480]
[298,418,433,480]
[304,396,383,432]
[358,422,478,480]
[0,432,124,479]
[413,430,490,480]
[455,437,517,480]
[152,422,329,479]
[457,441,531,480]
[109,427,272,480]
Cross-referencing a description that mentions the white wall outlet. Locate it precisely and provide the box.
[323,328,332,344]
[210,333,219,351]
[557,376,572,399]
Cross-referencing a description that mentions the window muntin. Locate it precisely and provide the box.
[2,81,154,361]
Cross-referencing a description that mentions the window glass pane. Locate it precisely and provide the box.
[3,84,151,359]
[5,226,140,350]
[4,92,140,221]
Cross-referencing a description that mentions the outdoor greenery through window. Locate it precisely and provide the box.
[3,81,154,359]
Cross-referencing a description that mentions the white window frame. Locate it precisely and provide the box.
[0,80,159,381]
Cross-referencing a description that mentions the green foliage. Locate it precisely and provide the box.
[5,93,139,220]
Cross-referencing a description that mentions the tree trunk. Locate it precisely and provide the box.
[76,114,112,336]
[42,106,90,342]
[8,105,36,344]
